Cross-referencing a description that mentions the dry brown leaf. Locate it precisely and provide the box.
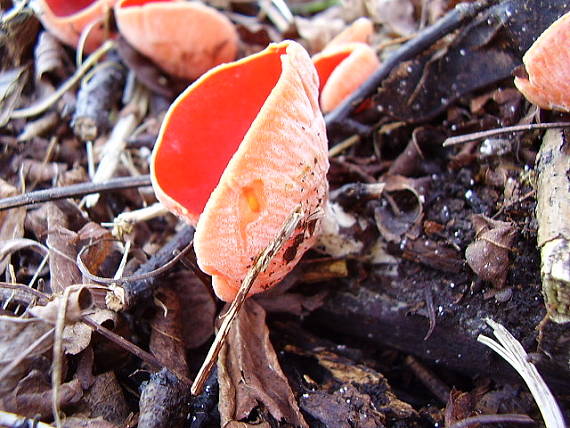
[465,214,516,288]
[47,202,82,293]
[0,320,52,398]
[218,299,307,427]
[34,31,69,81]
[63,309,117,356]
[11,369,82,419]
[172,271,216,349]
[0,179,27,273]
[366,0,416,35]
[77,371,130,425]
[150,285,189,376]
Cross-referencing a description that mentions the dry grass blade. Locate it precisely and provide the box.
[477,318,565,428]
[191,206,304,395]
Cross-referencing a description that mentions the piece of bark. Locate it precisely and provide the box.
[72,52,126,141]
[536,129,570,323]
[138,368,191,428]
[311,267,570,388]
[0,179,26,273]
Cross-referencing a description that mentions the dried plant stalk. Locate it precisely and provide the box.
[536,129,570,323]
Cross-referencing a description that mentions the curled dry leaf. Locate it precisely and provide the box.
[218,299,308,427]
[0,179,28,272]
[373,175,427,243]
[77,371,130,425]
[115,0,238,80]
[5,369,83,419]
[0,320,53,398]
[465,214,516,288]
[171,271,216,349]
[152,40,329,301]
[150,286,189,376]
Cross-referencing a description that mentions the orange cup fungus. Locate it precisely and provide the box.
[151,41,329,302]
[312,17,379,112]
[514,12,570,112]
[35,0,117,52]
[114,0,239,80]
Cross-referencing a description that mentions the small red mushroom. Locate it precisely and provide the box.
[35,0,116,52]
[312,18,379,112]
[151,40,329,301]
[514,12,570,112]
[114,0,239,80]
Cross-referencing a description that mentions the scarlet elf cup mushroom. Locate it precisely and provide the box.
[35,0,117,52]
[151,41,329,302]
[312,18,380,113]
[114,0,238,80]
[514,11,570,111]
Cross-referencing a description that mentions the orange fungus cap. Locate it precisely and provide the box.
[514,11,570,112]
[36,0,117,52]
[115,0,238,80]
[313,42,380,112]
[151,40,329,301]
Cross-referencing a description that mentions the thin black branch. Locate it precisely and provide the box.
[324,0,496,132]
[120,225,196,310]
[0,175,152,211]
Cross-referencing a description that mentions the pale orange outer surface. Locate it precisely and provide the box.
[514,11,570,112]
[313,42,380,112]
[36,0,116,52]
[326,17,374,48]
[151,41,329,302]
[115,0,238,80]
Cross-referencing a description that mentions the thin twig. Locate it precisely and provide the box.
[80,315,192,384]
[447,413,534,428]
[0,175,152,211]
[76,238,194,284]
[10,41,115,119]
[191,206,304,395]
[325,0,495,131]
[443,122,570,146]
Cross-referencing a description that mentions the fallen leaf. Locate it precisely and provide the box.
[218,299,307,427]
[77,371,130,425]
[11,369,82,419]
[172,271,216,349]
[465,214,516,288]
[0,179,27,273]
[0,320,52,398]
[150,285,189,376]
[46,202,82,293]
